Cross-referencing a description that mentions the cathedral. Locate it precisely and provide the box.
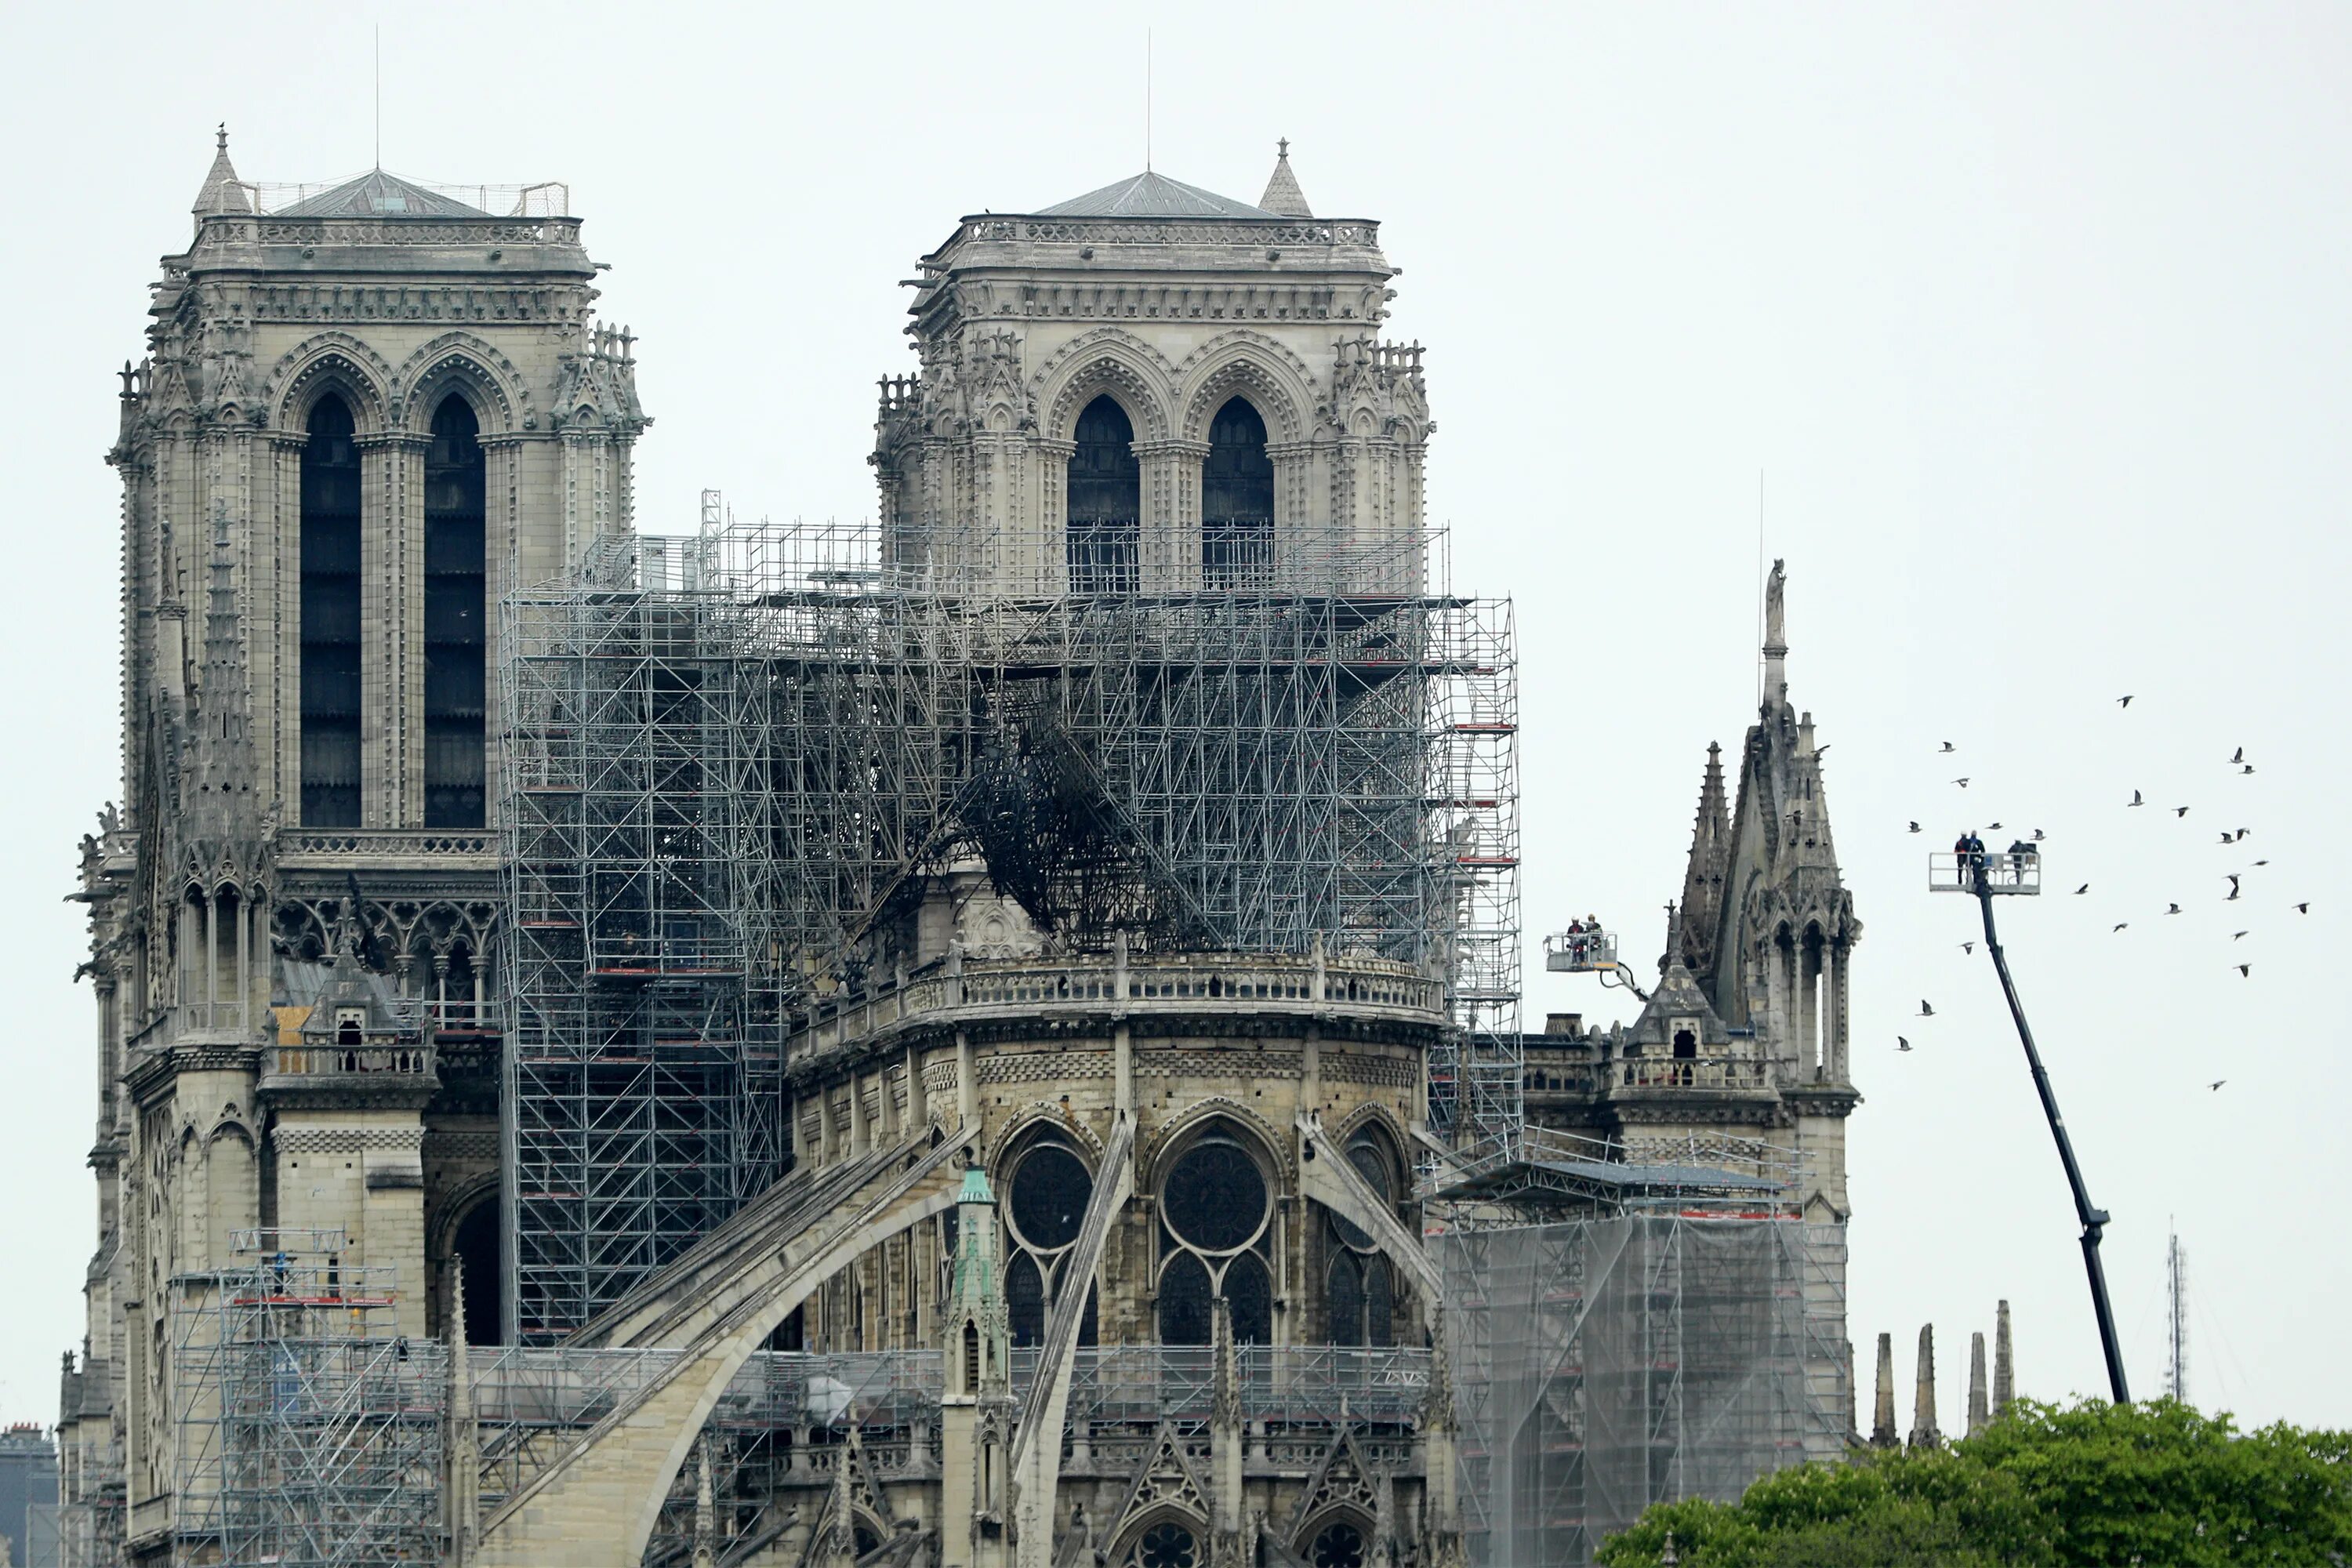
[53,133,1856,1568]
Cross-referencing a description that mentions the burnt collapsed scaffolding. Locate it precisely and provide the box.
[499,510,1519,1341]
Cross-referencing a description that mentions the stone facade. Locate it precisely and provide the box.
[61,138,645,1566]
[58,136,1841,1568]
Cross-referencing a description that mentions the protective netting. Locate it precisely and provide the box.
[1439,1215,1838,1567]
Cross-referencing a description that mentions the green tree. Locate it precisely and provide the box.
[1595,1399,2352,1568]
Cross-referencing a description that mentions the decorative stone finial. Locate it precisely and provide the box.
[1909,1323,1942,1448]
[1259,139,1314,218]
[1968,1330,1990,1436]
[1870,1330,1896,1446]
[1994,1299,2015,1415]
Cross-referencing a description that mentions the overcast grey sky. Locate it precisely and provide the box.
[3,2,2347,1435]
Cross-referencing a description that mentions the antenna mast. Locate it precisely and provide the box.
[2166,1225,2189,1403]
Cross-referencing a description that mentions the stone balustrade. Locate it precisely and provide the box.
[1618,1055,1774,1091]
[264,1040,437,1082]
[792,949,1444,1059]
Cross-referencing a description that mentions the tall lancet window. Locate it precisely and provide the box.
[423,395,487,828]
[299,394,363,826]
[1201,397,1273,587]
[1066,395,1139,593]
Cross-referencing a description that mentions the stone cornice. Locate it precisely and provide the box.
[1783,1085,1864,1117]
[270,1124,426,1154]
[124,1041,260,1105]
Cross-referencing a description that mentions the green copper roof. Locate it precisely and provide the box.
[958,1163,995,1205]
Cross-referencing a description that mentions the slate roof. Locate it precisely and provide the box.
[278,169,490,218]
[1036,170,1276,220]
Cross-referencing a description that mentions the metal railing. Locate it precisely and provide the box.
[1929,851,2042,895]
[1543,928,1619,972]
[238,179,571,219]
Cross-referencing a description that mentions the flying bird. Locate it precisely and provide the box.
[1987,822,2004,830]
[1958,942,1976,954]
[2209,1079,2227,1091]
[2241,764,2256,775]
[2074,883,2090,895]
[2231,746,2245,764]
[2113,922,2129,932]
[2296,902,2311,913]
[2166,902,2183,915]
[2032,829,2047,841]
[2234,829,2252,841]
[1952,778,1971,788]
[1897,1036,1912,1052]
[2175,806,2190,818]
[1908,822,1922,833]
[1940,742,1956,753]
[2129,789,2145,808]
[2227,875,2241,901]
[2219,832,2236,844]
[2233,931,2249,940]
[2118,695,2134,707]
[2255,858,2270,866]
[1917,1000,1936,1017]
[2236,964,2252,978]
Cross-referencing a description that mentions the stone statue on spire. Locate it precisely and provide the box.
[1764,557,1787,652]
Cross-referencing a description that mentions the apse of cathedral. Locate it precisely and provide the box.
[54,134,1855,1568]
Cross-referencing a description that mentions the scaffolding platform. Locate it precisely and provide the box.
[1543,927,1619,973]
[1929,851,2042,895]
[499,514,1521,1340]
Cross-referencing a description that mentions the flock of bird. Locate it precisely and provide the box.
[1893,696,2308,1087]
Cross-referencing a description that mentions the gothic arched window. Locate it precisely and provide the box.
[1003,1139,1099,1348]
[1201,397,1273,587]
[1067,395,1139,593]
[299,394,363,826]
[1156,1123,1276,1345]
[423,394,487,828]
[1323,1132,1401,1347]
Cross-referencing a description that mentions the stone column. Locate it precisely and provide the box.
[1134,441,1207,591]
[1033,438,1075,598]
[358,431,426,827]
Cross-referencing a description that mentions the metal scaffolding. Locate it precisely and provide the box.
[499,512,1519,1340]
[1437,1214,1826,1568]
[169,1229,442,1568]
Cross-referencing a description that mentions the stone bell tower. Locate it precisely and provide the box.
[66,130,647,1557]
[873,143,1432,596]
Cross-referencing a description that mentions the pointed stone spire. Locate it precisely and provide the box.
[1994,1300,2014,1416]
[192,123,250,216]
[1908,1324,1941,1449]
[1967,1330,1990,1436]
[1421,1312,1467,1568]
[1210,1298,1244,1560]
[1258,138,1313,217]
[1675,742,1731,975]
[692,1436,718,1568]
[1869,1331,1897,1447]
[445,1258,480,1567]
